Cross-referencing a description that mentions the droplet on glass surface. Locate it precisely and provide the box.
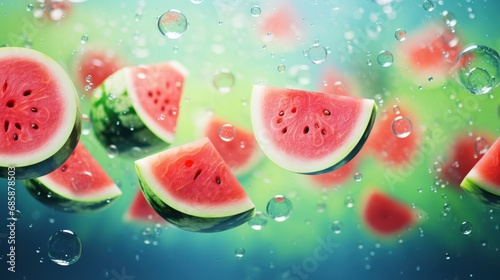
[158,10,188,39]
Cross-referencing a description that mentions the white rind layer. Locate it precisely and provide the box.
[37,176,122,202]
[251,84,375,174]
[0,48,78,167]
[135,138,255,218]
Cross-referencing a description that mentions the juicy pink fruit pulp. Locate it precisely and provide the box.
[1,57,64,155]
[127,190,167,224]
[76,48,126,92]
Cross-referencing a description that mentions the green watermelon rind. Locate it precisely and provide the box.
[0,47,82,180]
[136,170,255,233]
[90,70,167,157]
[461,174,500,208]
[23,178,121,213]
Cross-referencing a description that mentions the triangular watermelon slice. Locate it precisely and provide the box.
[24,142,122,213]
[135,137,255,233]
[461,136,500,207]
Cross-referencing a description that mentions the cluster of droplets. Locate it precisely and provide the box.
[141,225,163,246]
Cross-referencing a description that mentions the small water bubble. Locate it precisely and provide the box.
[212,69,235,94]
[393,105,401,114]
[48,230,82,266]
[377,50,394,67]
[80,35,88,44]
[433,161,443,172]
[26,4,34,12]
[481,240,487,247]
[453,45,500,95]
[277,64,286,73]
[317,201,326,213]
[266,195,293,222]
[101,144,118,159]
[81,114,91,135]
[460,221,473,235]
[354,172,363,182]
[366,59,372,66]
[345,196,354,208]
[234,248,246,259]
[158,113,166,121]
[445,252,451,260]
[394,28,406,41]
[218,124,236,142]
[241,98,248,106]
[474,137,489,155]
[141,227,153,245]
[423,0,435,11]
[442,10,457,27]
[158,10,188,39]
[443,202,451,213]
[331,220,343,234]
[191,0,204,3]
[306,43,328,64]
[391,116,412,138]
[248,211,268,230]
[250,5,261,17]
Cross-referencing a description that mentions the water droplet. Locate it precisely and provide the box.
[453,45,500,95]
[12,209,21,221]
[393,105,401,114]
[266,195,293,222]
[442,10,457,27]
[71,171,93,192]
[423,0,435,11]
[433,161,443,172]
[106,144,119,158]
[445,252,451,260]
[460,221,473,235]
[391,116,412,138]
[394,28,406,41]
[306,43,328,64]
[317,201,326,213]
[48,230,82,266]
[191,0,204,4]
[250,5,261,17]
[80,35,88,44]
[377,50,394,67]
[248,211,268,230]
[85,75,92,83]
[474,137,490,155]
[158,10,188,39]
[331,220,343,234]
[234,248,246,259]
[218,124,236,142]
[354,172,363,182]
[212,69,235,94]
[26,4,34,12]
[345,196,354,208]
[157,113,166,121]
[443,202,451,213]
[81,114,91,135]
[277,64,286,73]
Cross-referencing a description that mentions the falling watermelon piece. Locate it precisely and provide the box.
[441,132,493,187]
[200,116,261,175]
[258,3,303,48]
[74,46,127,95]
[24,142,122,213]
[365,102,420,166]
[362,190,416,236]
[461,136,500,207]
[125,190,167,225]
[317,66,356,97]
[135,137,255,233]
[90,61,188,157]
[251,85,376,174]
[399,22,462,85]
[0,47,81,180]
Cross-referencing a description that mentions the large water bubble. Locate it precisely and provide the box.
[266,195,293,222]
[158,10,188,39]
[47,230,82,266]
[453,45,500,95]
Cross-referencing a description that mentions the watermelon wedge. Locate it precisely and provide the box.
[362,190,416,236]
[90,61,188,157]
[0,47,81,180]
[441,132,494,187]
[251,85,376,174]
[125,190,168,225]
[399,22,462,85]
[200,116,261,175]
[461,136,500,207]
[24,142,122,213]
[135,137,255,233]
[258,3,303,49]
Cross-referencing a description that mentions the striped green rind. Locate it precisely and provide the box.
[461,177,500,208]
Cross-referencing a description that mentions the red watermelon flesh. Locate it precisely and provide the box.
[442,132,494,187]
[75,47,127,93]
[203,117,261,175]
[126,190,167,224]
[363,190,416,236]
[259,4,303,47]
[317,66,355,97]
[365,103,420,166]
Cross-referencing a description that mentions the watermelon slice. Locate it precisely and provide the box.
[365,102,420,166]
[125,190,167,225]
[362,190,416,236]
[258,3,303,48]
[251,85,376,174]
[135,137,255,233]
[441,132,494,188]
[90,61,188,157]
[200,116,261,175]
[399,22,462,85]
[461,136,500,207]
[73,46,127,95]
[0,47,81,180]
[24,142,122,213]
